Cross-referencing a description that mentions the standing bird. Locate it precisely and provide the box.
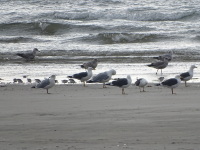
[81,59,98,70]
[68,67,93,86]
[147,58,169,75]
[180,65,197,87]
[32,75,56,94]
[16,48,40,61]
[153,51,173,62]
[87,69,116,88]
[106,75,132,94]
[135,78,148,92]
[156,75,181,94]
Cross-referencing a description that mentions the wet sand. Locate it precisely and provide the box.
[0,83,200,150]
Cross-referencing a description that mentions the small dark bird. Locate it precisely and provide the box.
[61,80,68,84]
[35,79,41,83]
[16,48,40,61]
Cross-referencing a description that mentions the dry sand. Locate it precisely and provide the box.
[0,83,200,150]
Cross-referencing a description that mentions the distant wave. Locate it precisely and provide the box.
[53,9,198,21]
[79,32,168,44]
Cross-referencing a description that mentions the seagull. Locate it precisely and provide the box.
[81,59,98,70]
[68,67,93,86]
[156,75,181,94]
[16,48,40,61]
[106,75,132,94]
[87,69,116,88]
[153,51,173,62]
[180,65,197,87]
[32,75,56,94]
[147,58,169,75]
[135,78,148,92]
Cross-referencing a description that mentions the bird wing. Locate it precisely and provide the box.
[162,78,178,86]
[73,72,87,80]
[112,78,128,87]
[180,72,190,79]
[36,78,50,88]
[92,72,109,82]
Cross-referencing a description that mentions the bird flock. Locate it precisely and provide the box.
[5,49,198,94]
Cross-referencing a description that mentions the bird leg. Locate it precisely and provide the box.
[185,81,187,87]
[122,88,125,94]
[46,89,49,94]
[171,88,176,94]
[103,83,107,88]
[143,87,145,92]
[83,82,86,87]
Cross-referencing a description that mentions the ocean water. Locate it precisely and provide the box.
[0,0,200,84]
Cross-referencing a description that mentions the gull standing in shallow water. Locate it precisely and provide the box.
[16,48,40,61]
[68,67,93,86]
[153,51,173,62]
[147,58,169,75]
[135,78,148,92]
[106,75,132,94]
[80,59,98,70]
[87,69,116,88]
[180,65,197,87]
[155,75,181,94]
[32,75,56,94]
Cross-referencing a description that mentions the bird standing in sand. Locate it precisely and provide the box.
[16,48,40,61]
[87,69,116,88]
[68,67,93,86]
[180,65,197,87]
[81,59,98,70]
[156,75,181,94]
[147,58,169,75]
[32,75,56,94]
[135,78,148,92]
[106,75,132,94]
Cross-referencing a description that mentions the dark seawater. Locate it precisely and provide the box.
[0,0,200,83]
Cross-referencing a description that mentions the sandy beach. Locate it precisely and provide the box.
[0,83,200,150]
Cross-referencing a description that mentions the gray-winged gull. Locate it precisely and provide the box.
[68,67,93,86]
[156,75,181,94]
[32,75,56,94]
[16,48,40,61]
[135,78,148,92]
[153,51,173,62]
[81,59,98,70]
[106,75,132,94]
[87,69,116,88]
[147,58,169,75]
[180,65,197,87]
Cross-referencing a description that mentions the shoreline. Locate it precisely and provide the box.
[0,83,200,150]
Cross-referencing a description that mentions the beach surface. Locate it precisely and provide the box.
[0,83,200,150]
